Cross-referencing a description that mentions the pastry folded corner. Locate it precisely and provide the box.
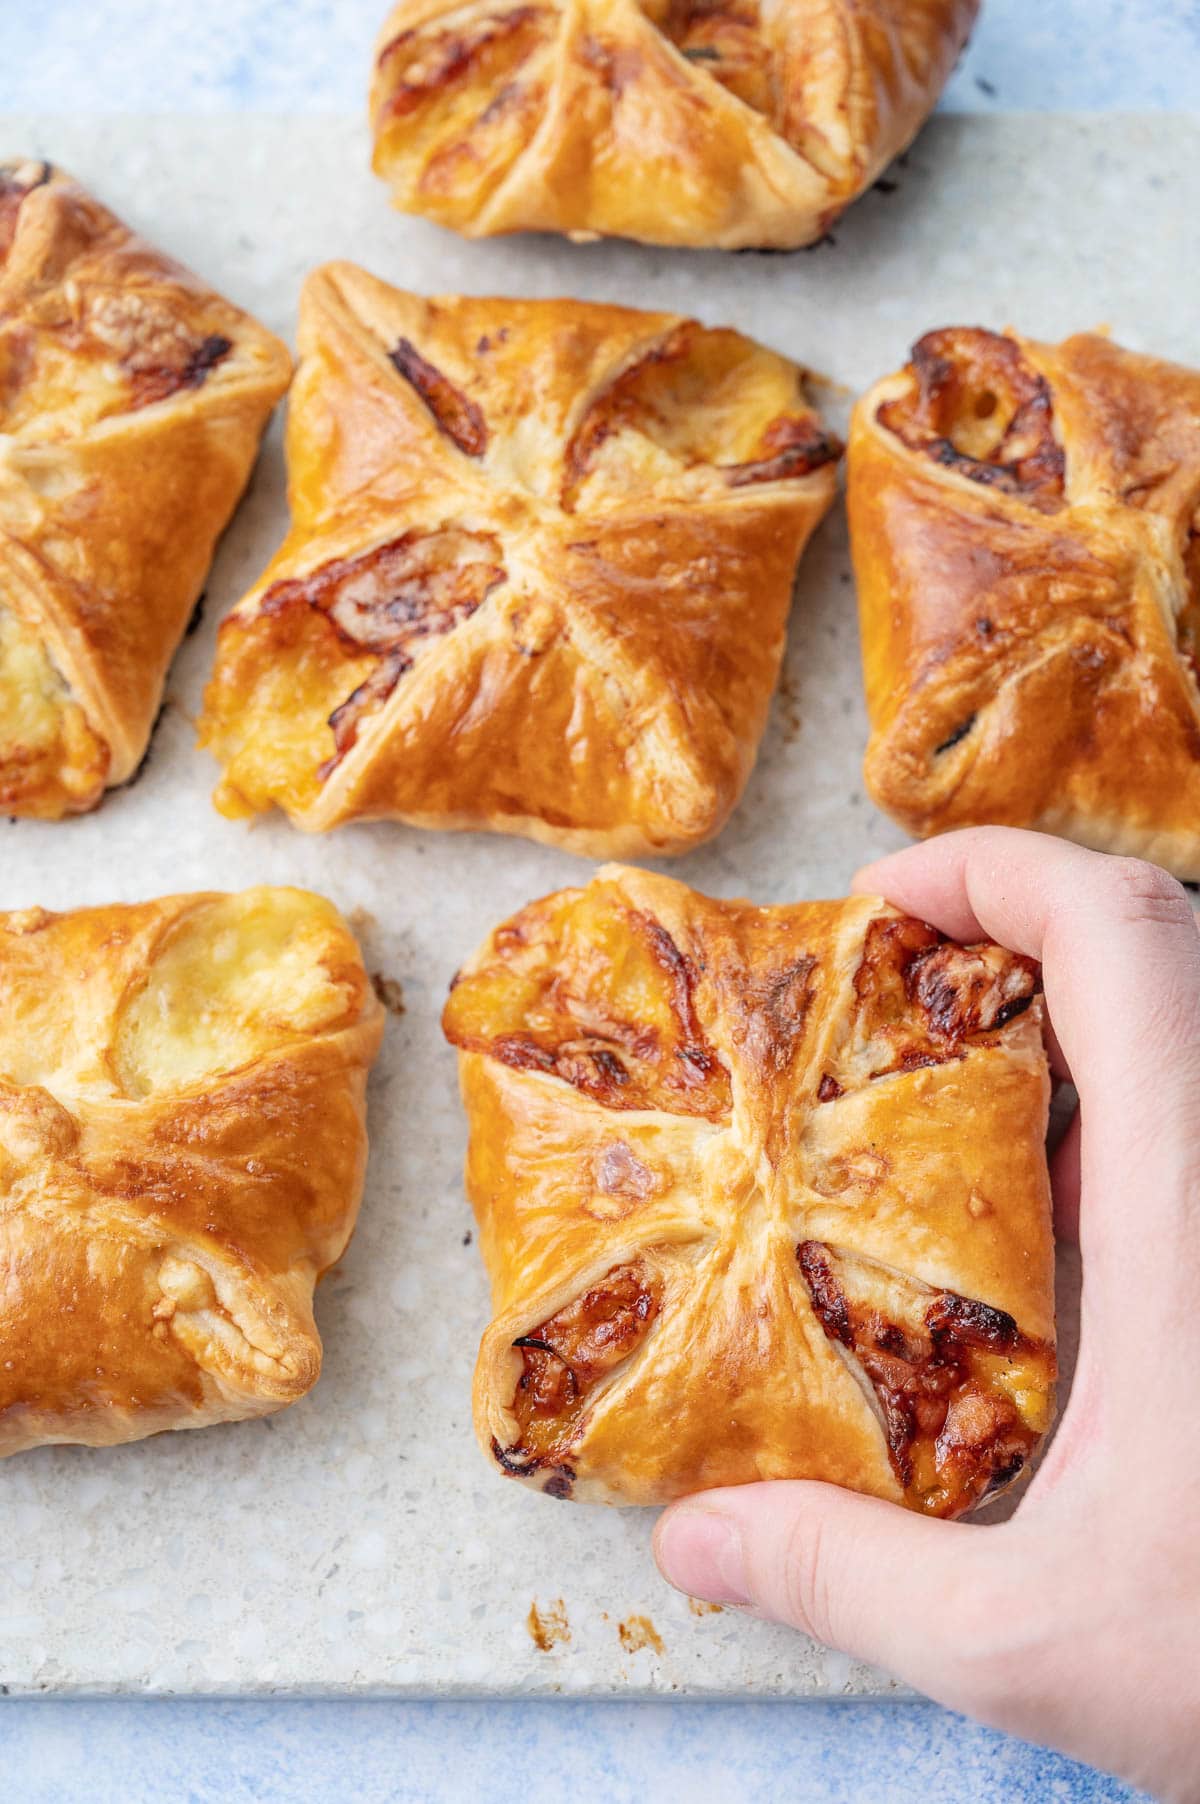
[368,0,980,250]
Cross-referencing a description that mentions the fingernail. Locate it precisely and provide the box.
[654,1507,750,1607]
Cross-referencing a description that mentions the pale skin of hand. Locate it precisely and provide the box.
[652,827,1200,1801]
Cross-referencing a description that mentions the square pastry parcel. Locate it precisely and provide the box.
[0,889,383,1457]
[850,326,1200,877]
[444,866,1056,1519]
[0,159,290,817]
[200,266,839,856]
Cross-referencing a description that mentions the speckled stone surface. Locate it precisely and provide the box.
[1,0,1196,1792]
[0,108,1190,1707]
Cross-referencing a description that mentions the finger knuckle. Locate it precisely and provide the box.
[1096,857,1193,932]
[777,1511,843,1649]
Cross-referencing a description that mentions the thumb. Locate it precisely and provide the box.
[653,1482,1029,1705]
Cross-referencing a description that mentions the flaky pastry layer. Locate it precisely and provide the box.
[0,158,291,816]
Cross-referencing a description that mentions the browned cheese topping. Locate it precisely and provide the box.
[836,914,1039,1086]
[561,322,839,508]
[122,330,232,409]
[1,161,235,421]
[445,894,733,1121]
[799,1241,1053,1516]
[495,1263,663,1490]
[724,410,843,487]
[879,327,1066,514]
[257,528,505,772]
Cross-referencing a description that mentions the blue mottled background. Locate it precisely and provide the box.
[6,0,1200,111]
[2,2,1196,1797]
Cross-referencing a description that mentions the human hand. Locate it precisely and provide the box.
[653,827,1200,1801]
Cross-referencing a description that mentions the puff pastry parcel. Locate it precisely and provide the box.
[0,158,291,818]
[369,0,979,250]
[850,328,1200,877]
[200,267,839,856]
[0,888,384,1457]
[443,864,1056,1517]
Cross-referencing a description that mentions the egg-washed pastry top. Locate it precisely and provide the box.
[200,267,839,857]
[850,327,1200,878]
[0,888,384,1457]
[443,864,1056,1517]
[369,0,979,249]
[0,158,291,818]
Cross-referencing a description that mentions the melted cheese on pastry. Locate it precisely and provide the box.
[113,890,369,1098]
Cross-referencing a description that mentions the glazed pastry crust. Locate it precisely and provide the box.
[199,266,839,856]
[444,864,1055,1516]
[850,328,1200,877]
[369,0,979,250]
[0,888,384,1457]
[0,158,291,817]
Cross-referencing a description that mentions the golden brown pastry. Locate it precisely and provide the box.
[0,888,384,1456]
[369,0,979,250]
[0,158,291,818]
[443,864,1056,1516]
[850,327,1200,878]
[199,267,839,856]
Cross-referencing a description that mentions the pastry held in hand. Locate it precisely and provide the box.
[0,159,291,818]
[0,888,384,1457]
[850,327,1200,877]
[200,267,839,856]
[443,865,1056,1517]
[369,0,978,250]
